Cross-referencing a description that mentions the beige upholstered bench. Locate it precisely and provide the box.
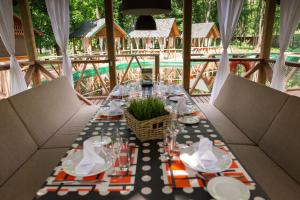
[197,74,300,200]
[0,77,98,200]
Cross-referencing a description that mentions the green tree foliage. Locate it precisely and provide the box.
[27,0,284,52]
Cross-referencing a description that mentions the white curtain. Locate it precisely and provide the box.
[210,0,244,104]
[46,0,73,87]
[115,37,121,50]
[99,37,104,51]
[158,37,164,49]
[134,38,140,49]
[271,0,300,91]
[169,37,174,48]
[0,0,27,95]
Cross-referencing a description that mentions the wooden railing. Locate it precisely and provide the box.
[1,53,299,101]
[189,56,262,94]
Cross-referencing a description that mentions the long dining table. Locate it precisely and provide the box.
[34,86,269,200]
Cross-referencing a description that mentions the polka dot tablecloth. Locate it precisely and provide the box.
[34,89,269,200]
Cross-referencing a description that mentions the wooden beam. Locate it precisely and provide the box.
[260,0,276,59]
[154,55,160,81]
[183,0,192,92]
[134,56,143,70]
[18,0,38,61]
[76,91,93,105]
[120,56,134,84]
[190,62,209,94]
[32,65,41,86]
[104,0,117,89]
[91,63,109,94]
[243,62,262,79]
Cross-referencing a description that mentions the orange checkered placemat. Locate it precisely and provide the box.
[160,141,256,190]
[38,145,139,195]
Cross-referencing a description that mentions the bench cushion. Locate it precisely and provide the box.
[0,148,67,200]
[259,96,300,184]
[0,99,37,186]
[8,77,82,146]
[230,144,300,200]
[42,105,98,148]
[214,74,288,144]
[55,105,98,136]
[197,103,254,145]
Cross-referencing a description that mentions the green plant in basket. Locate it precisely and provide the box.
[127,97,169,121]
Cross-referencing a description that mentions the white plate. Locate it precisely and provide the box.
[169,96,184,102]
[62,149,113,177]
[112,91,129,97]
[86,136,112,146]
[207,176,250,200]
[110,99,125,106]
[184,105,199,115]
[178,116,200,124]
[167,90,183,96]
[97,107,123,117]
[180,146,232,173]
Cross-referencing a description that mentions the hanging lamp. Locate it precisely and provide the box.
[135,16,157,30]
[121,0,171,15]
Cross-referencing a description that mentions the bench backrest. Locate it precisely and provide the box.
[8,77,82,146]
[0,99,37,186]
[259,96,300,184]
[214,74,289,143]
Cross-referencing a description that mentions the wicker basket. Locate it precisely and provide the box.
[124,110,170,142]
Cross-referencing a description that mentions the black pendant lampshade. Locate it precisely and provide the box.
[122,0,171,15]
[135,16,157,30]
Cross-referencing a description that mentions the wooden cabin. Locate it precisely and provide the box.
[0,15,42,60]
[70,18,127,53]
[128,18,180,50]
[191,22,220,47]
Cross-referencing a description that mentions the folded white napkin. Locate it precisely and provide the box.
[191,138,218,170]
[75,140,105,175]
[108,100,123,116]
[113,85,127,96]
[176,98,187,114]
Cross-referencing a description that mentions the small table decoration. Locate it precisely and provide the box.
[124,97,170,142]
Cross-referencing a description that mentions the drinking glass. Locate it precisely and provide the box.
[118,138,130,171]
[107,128,121,171]
[163,128,179,159]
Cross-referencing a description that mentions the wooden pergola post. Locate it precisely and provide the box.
[183,0,192,91]
[258,0,276,84]
[19,0,37,61]
[104,0,117,89]
[18,0,42,86]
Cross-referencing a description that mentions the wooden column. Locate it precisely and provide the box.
[104,0,117,89]
[19,0,37,61]
[155,55,160,81]
[122,37,125,50]
[183,0,192,91]
[258,0,276,84]
[260,0,276,59]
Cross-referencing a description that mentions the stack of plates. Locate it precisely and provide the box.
[207,177,250,200]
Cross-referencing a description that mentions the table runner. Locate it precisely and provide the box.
[34,88,269,200]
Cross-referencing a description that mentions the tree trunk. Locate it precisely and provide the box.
[256,0,265,49]
[205,0,212,22]
[54,44,62,56]
[96,5,100,19]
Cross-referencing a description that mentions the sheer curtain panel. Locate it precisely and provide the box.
[210,0,244,104]
[0,0,27,95]
[46,0,74,87]
[271,0,300,91]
